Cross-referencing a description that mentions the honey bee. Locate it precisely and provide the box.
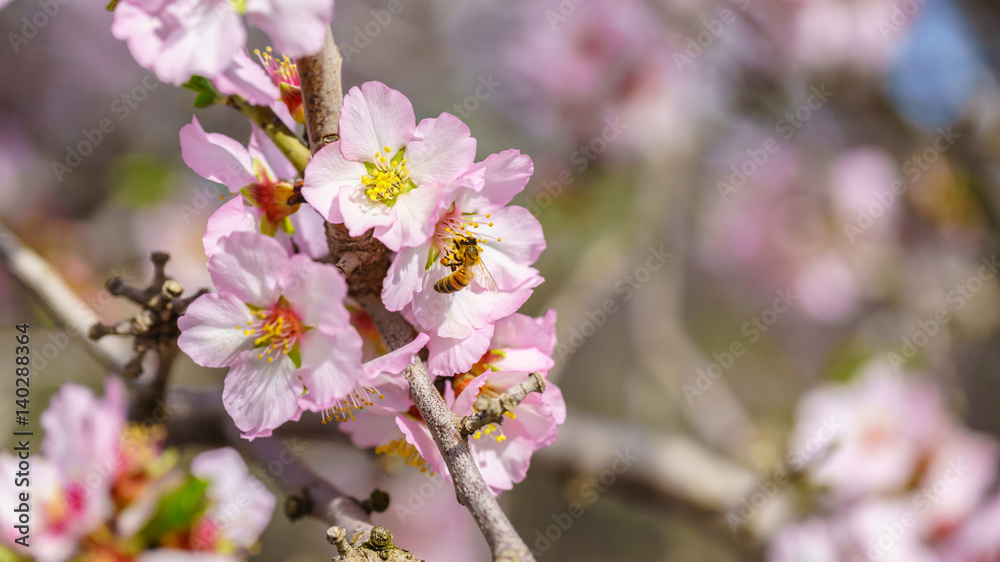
[433,236,499,295]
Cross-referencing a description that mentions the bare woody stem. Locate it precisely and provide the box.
[296,30,538,561]
[225,95,311,176]
[458,372,546,438]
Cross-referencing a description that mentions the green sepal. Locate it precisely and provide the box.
[288,343,302,369]
[105,0,119,11]
[260,216,279,237]
[364,161,378,176]
[425,246,440,271]
[390,146,406,165]
[240,184,260,207]
[280,216,295,235]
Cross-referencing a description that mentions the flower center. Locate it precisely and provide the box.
[239,297,305,364]
[375,437,435,475]
[255,47,304,124]
[241,159,300,236]
[321,384,384,423]
[362,146,414,204]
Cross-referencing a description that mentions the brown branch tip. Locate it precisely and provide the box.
[457,372,546,439]
[327,525,422,562]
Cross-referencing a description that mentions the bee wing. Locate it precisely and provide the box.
[471,260,500,296]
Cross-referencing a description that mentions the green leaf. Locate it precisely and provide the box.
[364,161,378,176]
[140,477,209,544]
[288,343,302,369]
[193,92,217,108]
[105,0,119,10]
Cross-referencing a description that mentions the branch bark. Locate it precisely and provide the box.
[225,95,311,176]
[458,372,546,438]
[0,220,132,372]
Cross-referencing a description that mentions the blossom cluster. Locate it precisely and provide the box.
[173,67,563,492]
[0,379,274,561]
[769,360,1000,562]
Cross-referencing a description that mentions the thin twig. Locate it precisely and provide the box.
[0,220,131,372]
[457,372,545,438]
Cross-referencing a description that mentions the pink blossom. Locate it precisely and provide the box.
[0,456,99,561]
[423,309,556,378]
[112,0,334,86]
[213,48,281,107]
[943,492,1000,561]
[182,118,325,256]
[189,448,275,552]
[302,81,477,251]
[381,150,544,341]
[178,232,363,439]
[790,360,951,502]
[768,518,840,562]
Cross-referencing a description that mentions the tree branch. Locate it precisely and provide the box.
[458,372,546,438]
[0,220,132,372]
[299,28,343,152]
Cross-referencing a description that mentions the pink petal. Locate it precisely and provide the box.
[406,113,477,186]
[301,140,366,223]
[476,205,545,290]
[340,407,404,448]
[426,324,494,377]
[338,82,415,162]
[155,0,246,84]
[249,123,297,181]
[208,232,288,305]
[179,116,256,191]
[382,244,429,312]
[363,332,429,379]
[280,255,349,329]
[397,415,449,480]
[246,0,334,57]
[372,182,445,251]
[178,293,256,368]
[291,205,330,259]
[459,150,534,210]
[203,196,257,257]
[297,328,364,410]
[223,354,303,440]
[214,49,280,107]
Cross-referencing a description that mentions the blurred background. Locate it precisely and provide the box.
[3,0,1000,559]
